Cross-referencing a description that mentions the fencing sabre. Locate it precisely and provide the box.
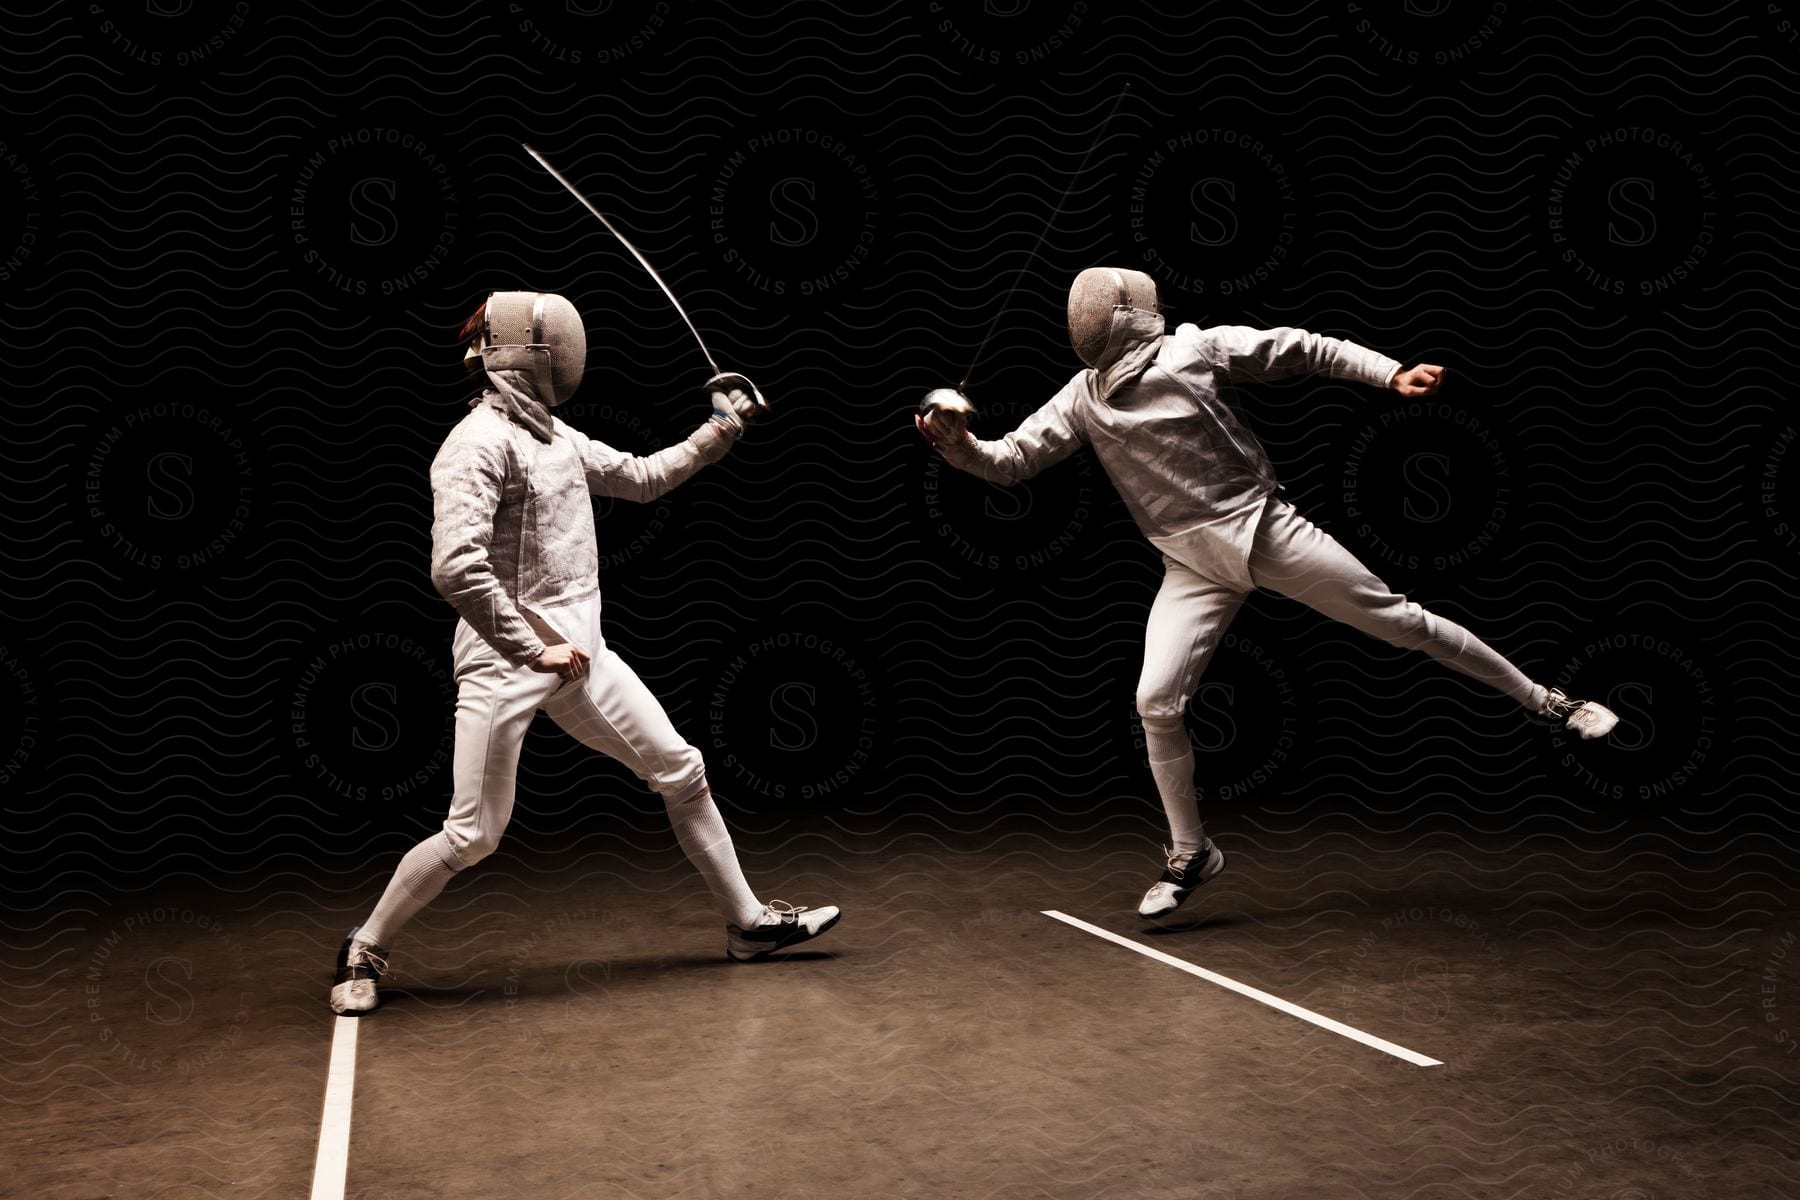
[522,143,768,409]
[918,82,1132,422]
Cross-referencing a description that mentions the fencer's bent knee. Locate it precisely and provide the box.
[655,743,707,799]
[1138,706,1187,733]
[1137,670,1192,724]
[422,829,470,871]
[441,821,498,868]
[667,771,710,806]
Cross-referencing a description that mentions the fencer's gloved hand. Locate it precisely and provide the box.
[528,643,590,682]
[913,407,969,449]
[1391,363,1445,397]
[709,384,757,436]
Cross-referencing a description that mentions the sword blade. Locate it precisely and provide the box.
[522,142,724,378]
[959,82,1132,392]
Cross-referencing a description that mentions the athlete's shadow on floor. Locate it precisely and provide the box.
[387,948,841,1009]
[1139,913,1253,936]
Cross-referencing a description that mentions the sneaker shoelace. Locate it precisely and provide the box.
[348,946,389,979]
[1542,688,1583,719]
[763,900,808,926]
[1163,845,1203,877]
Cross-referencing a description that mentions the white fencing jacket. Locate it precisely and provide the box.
[429,392,735,666]
[936,324,1400,588]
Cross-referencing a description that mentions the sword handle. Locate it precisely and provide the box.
[705,371,769,411]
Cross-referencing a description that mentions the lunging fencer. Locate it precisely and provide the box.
[330,291,839,1014]
[917,268,1619,921]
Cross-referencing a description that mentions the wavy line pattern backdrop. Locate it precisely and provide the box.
[3,0,1798,1193]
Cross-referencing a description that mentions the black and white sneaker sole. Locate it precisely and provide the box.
[727,910,842,962]
[1140,848,1228,920]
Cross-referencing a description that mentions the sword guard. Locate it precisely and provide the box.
[919,387,976,416]
[705,371,769,411]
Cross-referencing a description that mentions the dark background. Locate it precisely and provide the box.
[1,2,1793,907]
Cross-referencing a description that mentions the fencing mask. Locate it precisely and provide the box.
[1068,268,1165,401]
[1067,267,1160,369]
[461,291,588,407]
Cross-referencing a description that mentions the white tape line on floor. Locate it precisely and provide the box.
[309,1015,361,1199]
[1041,910,1442,1067]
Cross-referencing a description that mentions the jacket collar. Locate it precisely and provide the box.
[1093,306,1166,402]
[474,369,556,443]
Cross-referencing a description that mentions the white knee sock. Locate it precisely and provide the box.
[357,832,461,948]
[666,782,764,928]
[1142,715,1206,856]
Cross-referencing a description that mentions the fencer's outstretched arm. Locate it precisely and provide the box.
[1204,325,1406,390]
[919,382,1086,486]
[561,418,736,504]
[428,435,545,668]
[561,384,758,503]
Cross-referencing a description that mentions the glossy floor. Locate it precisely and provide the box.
[7,822,1791,1199]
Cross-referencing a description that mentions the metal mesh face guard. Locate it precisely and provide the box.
[1067,267,1159,368]
[463,291,588,406]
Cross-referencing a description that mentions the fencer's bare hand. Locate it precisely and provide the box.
[710,386,756,434]
[1391,364,1446,397]
[914,408,968,448]
[530,643,590,681]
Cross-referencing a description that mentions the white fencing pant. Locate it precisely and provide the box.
[440,595,708,867]
[356,595,766,948]
[1136,498,1546,853]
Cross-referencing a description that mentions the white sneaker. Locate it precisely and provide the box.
[726,900,841,961]
[329,928,388,1015]
[1540,687,1620,740]
[1138,841,1227,919]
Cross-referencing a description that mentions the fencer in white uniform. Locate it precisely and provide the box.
[331,291,839,1014]
[918,268,1618,921]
